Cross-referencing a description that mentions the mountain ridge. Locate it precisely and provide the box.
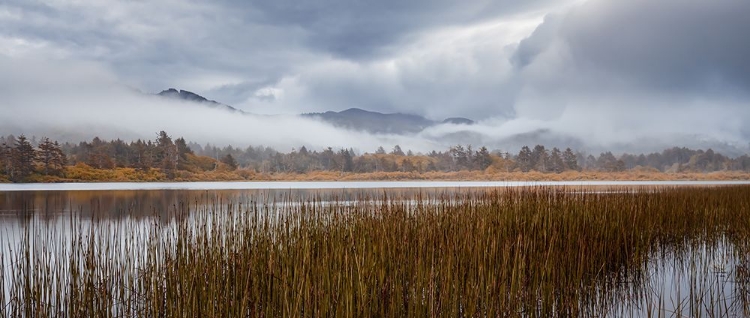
[157,88,475,135]
[157,88,243,113]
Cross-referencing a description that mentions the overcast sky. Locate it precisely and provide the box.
[1,0,749,152]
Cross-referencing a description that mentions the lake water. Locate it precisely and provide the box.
[1,180,749,191]
[2,181,749,315]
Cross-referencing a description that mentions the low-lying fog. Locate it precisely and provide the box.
[1,56,748,156]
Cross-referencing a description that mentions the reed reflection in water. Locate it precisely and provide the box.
[1,186,749,317]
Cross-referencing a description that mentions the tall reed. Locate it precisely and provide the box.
[2,186,749,317]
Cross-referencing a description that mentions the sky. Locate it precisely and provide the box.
[1,0,749,153]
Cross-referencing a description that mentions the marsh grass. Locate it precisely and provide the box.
[2,186,750,317]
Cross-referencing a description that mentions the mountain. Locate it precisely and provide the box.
[302,108,475,134]
[442,117,475,125]
[157,88,243,113]
[155,88,477,134]
[302,108,437,134]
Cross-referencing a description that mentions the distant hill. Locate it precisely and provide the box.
[157,88,243,113]
[442,117,475,125]
[302,108,436,134]
[302,108,475,134]
[155,88,477,134]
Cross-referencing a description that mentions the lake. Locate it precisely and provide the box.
[1,180,749,192]
[1,182,749,316]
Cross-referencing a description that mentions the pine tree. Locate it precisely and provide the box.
[450,145,469,170]
[562,148,580,171]
[221,154,238,170]
[531,145,549,172]
[11,135,36,182]
[549,147,565,173]
[155,131,177,178]
[340,149,354,172]
[0,142,9,177]
[131,139,152,172]
[174,137,192,169]
[37,137,66,175]
[473,146,493,171]
[391,145,405,156]
[517,146,533,172]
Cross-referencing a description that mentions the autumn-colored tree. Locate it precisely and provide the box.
[473,146,493,171]
[401,158,416,172]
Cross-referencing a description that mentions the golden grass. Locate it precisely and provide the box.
[5,163,750,183]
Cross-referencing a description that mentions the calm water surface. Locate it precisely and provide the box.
[2,182,749,315]
[1,180,750,191]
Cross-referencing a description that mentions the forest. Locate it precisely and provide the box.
[1,131,750,182]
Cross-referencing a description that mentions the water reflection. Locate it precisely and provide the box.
[1,188,749,316]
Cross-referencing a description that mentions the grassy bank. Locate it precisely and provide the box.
[8,164,750,183]
[2,186,750,316]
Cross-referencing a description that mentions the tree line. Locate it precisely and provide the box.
[1,131,750,182]
[0,135,66,182]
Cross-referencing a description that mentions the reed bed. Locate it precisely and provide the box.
[2,186,750,317]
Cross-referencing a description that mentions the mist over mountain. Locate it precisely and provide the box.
[140,88,749,156]
[302,108,474,135]
[157,88,243,113]
[0,61,745,156]
[2,0,750,156]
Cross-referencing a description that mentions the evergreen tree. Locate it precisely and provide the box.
[340,149,354,172]
[549,147,565,173]
[531,145,549,172]
[517,146,533,172]
[562,148,580,171]
[131,139,152,172]
[449,145,469,170]
[221,154,238,170]
[0,142,9,177]
[156,131,177,178]
[87,137,115,169]
[473,146,493,171]
[11,135,36,182]
[391,145,405,156]
[597,152,622,172]
[37,137,66,176]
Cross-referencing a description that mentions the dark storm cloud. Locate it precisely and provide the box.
[246,0,554,59]
[514,0,750,95]
[1,0,749,153]
[0,0,315,102]
[504,0,750,150]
